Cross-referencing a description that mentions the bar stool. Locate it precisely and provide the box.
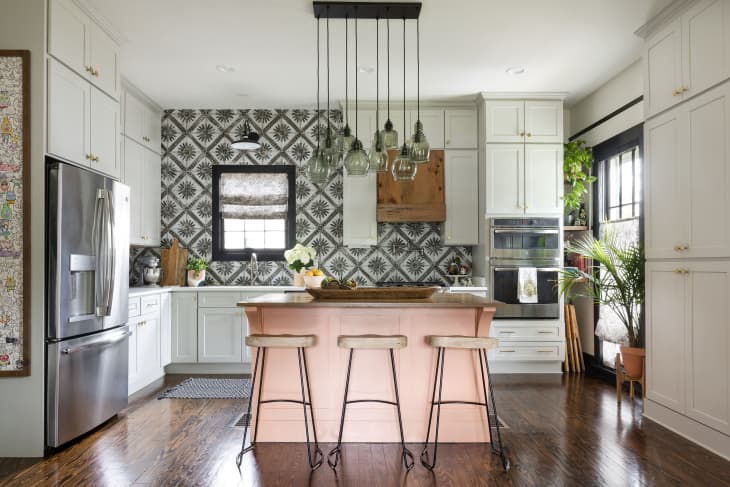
[421,335,509,471]
[236,334,323,471]
[327,334,415,471]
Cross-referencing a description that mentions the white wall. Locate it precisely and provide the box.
[0,0,46,457]
[569,60,643,146]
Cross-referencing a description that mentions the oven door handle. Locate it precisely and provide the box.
[493,229,559,234]
[493,267,561,272]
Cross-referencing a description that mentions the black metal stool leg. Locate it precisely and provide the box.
[297,347,323,471]
[389,348,415,471]
[420,344,442,465]
[421,347,446,470]
[237,346,262,469]
[328,348,354,470]
[481,348,509,471]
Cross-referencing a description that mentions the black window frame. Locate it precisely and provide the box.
[211,164,296,261]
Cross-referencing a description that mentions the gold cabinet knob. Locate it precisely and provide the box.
[92,155,99,162]
[681,86,689,93]
[85,66,93,74]
[85,153,92,160]
[520,132,525,137]
[527,133,532,137]
[92,68,99,77]
[446,139,451,145]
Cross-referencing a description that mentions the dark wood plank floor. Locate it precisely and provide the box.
[1,373,729,486]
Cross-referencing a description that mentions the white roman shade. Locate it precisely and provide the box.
[219,172,289,220]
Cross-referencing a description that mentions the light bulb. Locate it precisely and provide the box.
[368,132,388,172]
[392,144,417,181]
[344,138,370,176]
[336,124,354,160]
[408,120,430,163]
[381,118,399,149]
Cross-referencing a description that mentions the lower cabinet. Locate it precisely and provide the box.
[160,292,172,367]
[198,308,244,363]
[171,291,198,363]
[646,261,730,435]
[128,292,168,395]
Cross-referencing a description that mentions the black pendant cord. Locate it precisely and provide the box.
[326,13,331,135]
[402,17,406,140]
[344,16,348,126]
[387,17,390,122]
[316,16,321,150]
[375,18,379,135]
[417,17,420,122]
[354,14,359,140]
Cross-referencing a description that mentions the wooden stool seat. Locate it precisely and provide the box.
[337,334,407,349]
[427,335,499,350]
[245,334,316,349]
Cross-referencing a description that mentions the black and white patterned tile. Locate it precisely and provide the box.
[130,108,471,286]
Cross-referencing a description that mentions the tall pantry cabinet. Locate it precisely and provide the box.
[640,0,730,459]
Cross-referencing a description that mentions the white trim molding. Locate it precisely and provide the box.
[634,0,697,39]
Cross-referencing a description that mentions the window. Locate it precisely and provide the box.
[599,146,641,222]
[212,165,296,261]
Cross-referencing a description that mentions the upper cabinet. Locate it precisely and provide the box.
[125,90,162,154]
[644,0,730,118]
[484,100,563,143]
[445,109,478,149]
[48,0,120,100]
[443,150,478,245]
[48,59,120,179]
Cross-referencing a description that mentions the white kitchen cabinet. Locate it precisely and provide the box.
[345,109,376,150]
[124,137,161,246]
[484,100,563,144]
[171,292,198,363]
[646,81,730,259]
[343,172,377,247]
[485,144,523,215]
[443,150,478,245]
[124,90,162,154]
[646,261,730,434]
[137,314,161,383]
[48,0,119,99]
[407,109,445,148]
[198,308,244,363]
[160,292,172,367]
[524,144,562,214]
[128,295,162,394]
[48,59,119,179]
[445,109,477,149]
[644,0,730,118]
[128,320,139,389]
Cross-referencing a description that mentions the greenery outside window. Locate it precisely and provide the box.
[212,165,296,261]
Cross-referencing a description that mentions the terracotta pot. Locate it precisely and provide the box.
[292,269,305,287]
[620,345,646,379]
[187,269,206,287]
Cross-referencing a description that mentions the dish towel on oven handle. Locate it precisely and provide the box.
[518,267,538,303]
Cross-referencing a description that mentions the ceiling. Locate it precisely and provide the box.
[86,0,674,109]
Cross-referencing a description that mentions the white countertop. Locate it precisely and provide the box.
[128,285,305,296]
[448,286,489,292]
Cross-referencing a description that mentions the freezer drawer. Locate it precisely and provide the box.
[46,325,130,447]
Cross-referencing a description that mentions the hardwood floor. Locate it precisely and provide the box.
[1,374,729,486]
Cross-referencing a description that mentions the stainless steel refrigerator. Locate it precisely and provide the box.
[45,159,130,448]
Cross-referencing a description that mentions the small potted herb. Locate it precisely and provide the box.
[186,257,208,287]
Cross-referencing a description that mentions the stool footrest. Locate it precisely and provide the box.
[430,400,487,407]
[346,399,398,407]
[259,399,312,406]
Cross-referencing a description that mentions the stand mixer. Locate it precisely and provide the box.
[140,255,161,286]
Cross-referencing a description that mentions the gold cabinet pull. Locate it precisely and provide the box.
[672,89,681,96]
[499,349,516,353]
[538,330,553,334]
[499,330,516,334]
[85,66,93,74]
[526,132,532,137]
[85,153,92,160]
[519,132,525,137]
[536,349,553,353]
[92,68,99,77]
[681,86,689,93]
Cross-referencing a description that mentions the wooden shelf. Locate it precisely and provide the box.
[564,226,589,231]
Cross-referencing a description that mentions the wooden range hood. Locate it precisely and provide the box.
[377,149,445,222]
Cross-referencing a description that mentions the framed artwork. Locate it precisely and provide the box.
[0,51,30,376]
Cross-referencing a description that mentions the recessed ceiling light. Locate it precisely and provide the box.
[506,66,526,76]
[358,65,374,74]
[216,64,236,73]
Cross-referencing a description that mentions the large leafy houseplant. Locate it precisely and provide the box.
[563,140,596,212]
[559,232,645,375]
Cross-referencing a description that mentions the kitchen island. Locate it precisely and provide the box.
[238,292,499,443]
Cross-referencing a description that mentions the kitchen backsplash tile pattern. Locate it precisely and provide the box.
[131,108,471,286]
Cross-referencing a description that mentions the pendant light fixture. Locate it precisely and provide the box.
[408,17,430,163]
[307,16,330,184]
[343,12,370,176]
[321,11,339,167]
[335,16,354,160]
[369,17,388,172]
[392,17,416,181]
[381,17,398,149]
[231,120,261,151]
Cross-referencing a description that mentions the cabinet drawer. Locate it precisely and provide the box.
[128,296,141,317]
[491,325,560,339]
[198,292,243,308]
[140,294,160,315]
[489,342,562,361]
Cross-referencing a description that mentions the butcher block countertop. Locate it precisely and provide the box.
[237,291,500,308]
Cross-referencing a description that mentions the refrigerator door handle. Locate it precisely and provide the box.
[61,331,132,355]
[92,189,105,317]
[104,189,116,316]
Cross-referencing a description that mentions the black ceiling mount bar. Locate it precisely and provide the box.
[313,2,421,19]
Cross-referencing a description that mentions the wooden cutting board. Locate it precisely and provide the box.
[160,238,187,286]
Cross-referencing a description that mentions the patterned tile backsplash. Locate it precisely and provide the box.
[130,108,471,286]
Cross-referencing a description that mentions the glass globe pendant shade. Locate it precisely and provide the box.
[344,138,370,176]
[320,133,339,167]
[391,144,417,181]
[381,119,399,149]
[336,124,355,159]
[408,120,431,163]
[306,148,330,184]
[368,132,388,172]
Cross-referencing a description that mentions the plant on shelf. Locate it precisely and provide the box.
[284,243,317,286]
[185,256,208,287]
[563,140,596,213]
[558,232,645,377]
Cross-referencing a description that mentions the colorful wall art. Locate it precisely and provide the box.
[0,51,29,376]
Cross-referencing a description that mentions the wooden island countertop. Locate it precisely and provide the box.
[237,291,501,444]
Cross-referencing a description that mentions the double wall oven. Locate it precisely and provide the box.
[489,218,561,319]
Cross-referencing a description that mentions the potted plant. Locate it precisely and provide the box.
[563,140,596,220]
[558,232,645,378]
[284,243,317,287]
[186,257,208,287]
